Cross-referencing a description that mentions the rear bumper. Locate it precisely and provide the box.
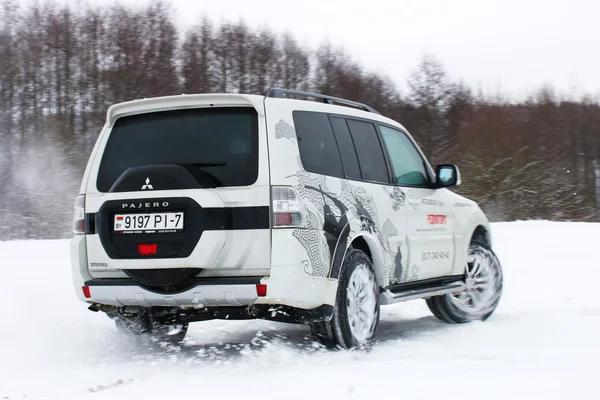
[79,274,337,310]
[72,232,338,311]
[84,278,260,307]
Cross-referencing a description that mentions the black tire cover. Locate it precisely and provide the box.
[123,268,201,292]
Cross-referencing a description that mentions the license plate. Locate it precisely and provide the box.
[114,212,184,233]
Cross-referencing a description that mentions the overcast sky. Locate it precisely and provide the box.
[69,0,599,99]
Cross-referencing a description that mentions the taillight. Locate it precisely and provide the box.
[271,186,304,228]
[256,284,267,297]
[73,195,85,235]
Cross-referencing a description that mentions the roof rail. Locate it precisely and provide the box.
[266,88,380,115]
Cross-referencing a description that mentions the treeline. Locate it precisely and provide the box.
[0,0,599,240]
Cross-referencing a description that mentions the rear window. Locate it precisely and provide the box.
[96,107,258,192]
[292,110,344,178]
[330,116,361,180]
[346,119,390,184]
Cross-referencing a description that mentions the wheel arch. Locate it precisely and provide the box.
[347,233,388,289]
[471,224,491,248]
[451,212,492,276]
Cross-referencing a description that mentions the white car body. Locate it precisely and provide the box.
[70,89,495,345]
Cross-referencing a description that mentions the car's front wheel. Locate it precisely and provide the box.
[311,249,380,349]
[426,240,503,323]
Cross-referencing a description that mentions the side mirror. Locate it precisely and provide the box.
[435,164,461,188]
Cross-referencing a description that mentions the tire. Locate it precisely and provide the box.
[109,309,188,345]
[311,249,380,349]
[426,239,503,323]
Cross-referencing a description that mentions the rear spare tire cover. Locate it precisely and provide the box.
[123,268,201,291]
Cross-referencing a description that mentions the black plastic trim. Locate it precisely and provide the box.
[95,197,269,259]
[179,304,334,324]
[328,224,352,280]
[386,275,465,294]
[85,276,264,287]
[209,207,270,230]
[85,213,96,234]
[284,304,334,324]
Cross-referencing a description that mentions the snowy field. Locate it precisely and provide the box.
[1,221,598,399]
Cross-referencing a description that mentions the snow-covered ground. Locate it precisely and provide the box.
[1,221,598,399]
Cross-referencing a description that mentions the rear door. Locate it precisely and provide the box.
[343,117,408,284]
[83,95,271,278]
[263,99,408,286]
[378,125,455,281]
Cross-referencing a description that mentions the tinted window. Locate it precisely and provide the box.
[330,117,361,180]
[293,111,344,178]
[379,125,428,186]
[346,119,390,184]
[97,107,258,192]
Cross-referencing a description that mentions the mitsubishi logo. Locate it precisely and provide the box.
[141,178,154,190]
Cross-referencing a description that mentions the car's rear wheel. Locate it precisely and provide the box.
[426,240,503,323]
[310,249,380,349]
[109,309,188,345]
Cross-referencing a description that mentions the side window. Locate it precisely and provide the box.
[379,125,429,187]
[330,116,361,180]
[292,111,344,178]
[346,119,390,184]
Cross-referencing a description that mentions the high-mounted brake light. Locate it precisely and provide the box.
[138,244,158,255]
[73,195,86,235]
[271,186,304,228]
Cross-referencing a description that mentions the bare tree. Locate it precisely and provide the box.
[0,0,19,132]
[405,54,453,164]
[1,1,600,240]
[182,17,215,94]
[248,27,279,95]
[142,0,179,97]
[280,33,310,91]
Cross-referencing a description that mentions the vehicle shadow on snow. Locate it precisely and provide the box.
[155,316,448,359]
[376,315,452,342]
[178,322,320,360]
[97,324,318,365]
[103,315,452,363]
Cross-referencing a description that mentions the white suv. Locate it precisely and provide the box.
[70,88,503,348]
